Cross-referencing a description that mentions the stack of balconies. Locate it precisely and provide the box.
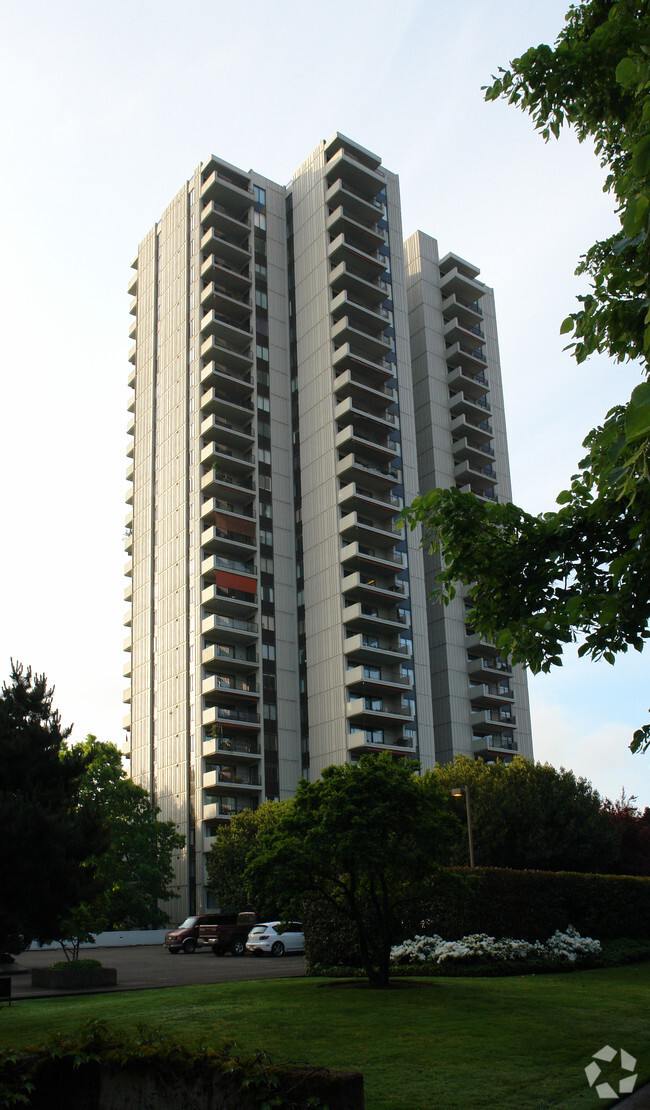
[198,159,262,831]
[441,257,518,761]
[123,260,137,735]
[325,136,416,758]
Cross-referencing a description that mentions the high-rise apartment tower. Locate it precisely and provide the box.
[124,133,533,916]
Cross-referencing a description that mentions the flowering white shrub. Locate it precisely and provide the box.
[390,926,600,965]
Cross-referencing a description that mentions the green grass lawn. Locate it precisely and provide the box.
[1,965,649,1109]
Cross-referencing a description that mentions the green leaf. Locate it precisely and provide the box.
[615,56,637,88]
[625,382,650,443]
[622,194,650,238]
[632,134,650,177]
[560,316,574,335]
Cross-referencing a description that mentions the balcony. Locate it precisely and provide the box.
[200,442,255,478]
[444,315,485,345]
[202,613,258,643]
[335,425,398,463]
[340,540,406,574]
[199,198,251,237]
[338,482,401,522]
[200,165,253,212]
[345,664,412,692]
[202,674,259,699]
[327,206,386,252]
[467,654,511,680]
[124,581,132,603]
[199,224,251,270]
[332,343,394,384]
[200,280,252,319]
[200,468,255,505]
[447,366,490,403]
[332,318,391,363]
[201,388,254,429]
[334,368,396,410]
[335,397,396,438]
[339,509,399,548]
[203,705,260,729]
[200,253,251,293]
[336,454,400,492]
[471,733,518,760]
[123,713,131,733]
[329,261,388,308]
[200,334,253,372]
[439,266,485,303]
[452,436,495,468]
[202,643,259,672]
[446,341,488,372]
[202,734,261,759]
[201,308,252,348]
[457,483,499,504]
[201,581,257,617]
[448,390,491,422]
[341,570,405,602]
[203,799,258,822]
[347,730,416,755]
[325,147,385,197]
[328,233,387,281]
[346,697,414,724]
[343,601,408,635]
[201,360,253,398]
[325,178,383,224]
[200,416,254,455]
[344,632,411,664]
[331,288,390,331]
[469,682,515,709]
[472,708,517,732]
[454,458,497,492]
[442,292,483,327]
[201,524,256,560]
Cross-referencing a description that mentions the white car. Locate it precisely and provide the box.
[245,921,304,957]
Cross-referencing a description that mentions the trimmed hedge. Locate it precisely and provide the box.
[303,869,650,972]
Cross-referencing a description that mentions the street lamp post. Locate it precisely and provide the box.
[451,785,475,868]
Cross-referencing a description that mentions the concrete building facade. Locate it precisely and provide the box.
[124,133,533,917]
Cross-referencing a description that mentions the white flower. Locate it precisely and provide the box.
[390,926,601,966]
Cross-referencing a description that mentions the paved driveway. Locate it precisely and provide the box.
[6,945,306,999]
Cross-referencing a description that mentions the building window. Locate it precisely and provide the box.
[261,557,274,573]
[262,643,275,660]
[255,289,268,309]
[258,395,270,412]
[261,614,275,631]
[256,343,269,361]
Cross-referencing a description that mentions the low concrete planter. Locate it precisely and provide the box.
[31,966,117,990]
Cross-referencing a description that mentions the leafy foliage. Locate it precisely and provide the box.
[430,755,619,872]
[401,0,650,749]
[602,790,650,873]
[204,801,290,921]
[245,755,455,988]
[0,663,106,956]
[65,738,185,938]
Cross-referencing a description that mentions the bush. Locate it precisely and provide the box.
[48,959,102,971]
[303,869,650,972]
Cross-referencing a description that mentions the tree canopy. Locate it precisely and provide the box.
[205,800,290,922]
[0,663,106,956]
[67,737,185,935]
[431,755,619,872]
[401,0,650,751]
[245,755,455,988]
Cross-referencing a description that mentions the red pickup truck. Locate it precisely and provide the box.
[198,911,257,956]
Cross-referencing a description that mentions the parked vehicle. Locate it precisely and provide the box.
[245,921,304,957]
[198,911,257,956]
[164,913,239,954]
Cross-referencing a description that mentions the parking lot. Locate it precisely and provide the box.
[7,944,306,999]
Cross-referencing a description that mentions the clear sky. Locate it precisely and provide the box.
[1,0,648,807]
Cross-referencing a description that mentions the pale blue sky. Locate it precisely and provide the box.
[1,0,647,806]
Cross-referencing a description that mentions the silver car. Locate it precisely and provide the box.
[245,921,304,957]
